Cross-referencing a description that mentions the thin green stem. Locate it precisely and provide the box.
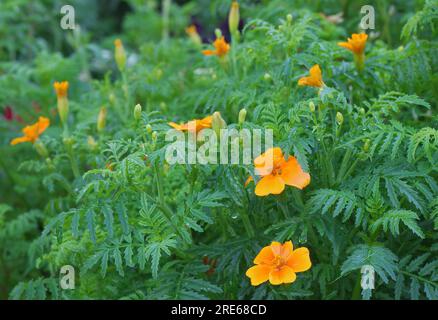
[240,209,255,238]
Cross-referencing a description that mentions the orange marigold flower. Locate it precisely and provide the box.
[53,81,69,98]
[168,115,213,133]
[246,147,310,196]
[298,64,325,88]
[186,25,202,46]
[202,37,230,57]
[338,33,368,56]
[114,38,123,48]
[114,38,127,71]
[186,25,198,36]
[10,116,50,146]
[246,241,311,286]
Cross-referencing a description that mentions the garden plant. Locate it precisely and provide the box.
[0,0,437,301]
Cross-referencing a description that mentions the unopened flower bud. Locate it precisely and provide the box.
[152,131,158,142]
[146,124,153,133]
[97,107,107,132]
[109,92,116,105]
[264,73,272,81]
[87,136,97,150]
[238,108,247,125]
[212,111,227,137]
[34,139,49,158]
[185,25,202,46]
[134,104,142,120]
[309,101,316,112]
[286,14,293,23]
[363,139,371,152]
[114,39,127,72]
[336,112,344,125]
[359,107,366,115]
[63,137,74,146]
[215,28,223,39]
[54,81,69,125]
[46,157,55,170]
[229,2,240,36]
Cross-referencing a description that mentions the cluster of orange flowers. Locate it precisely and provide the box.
[177,25,368,287]
[9,5,368,287]
[10,81,71,146]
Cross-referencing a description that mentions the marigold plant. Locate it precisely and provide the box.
[0,0,437,302]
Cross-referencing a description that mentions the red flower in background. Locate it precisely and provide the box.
[3,106,24,123]
[3,106,14,121]
[202,256,217,275]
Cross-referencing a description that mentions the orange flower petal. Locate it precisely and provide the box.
[10,136,31,145]
[254,245,276,264]
[254,174,285,196]
[280,156,311,190]
[281,241,294,259]
[254,147,284,176]
[202,49,216,56]
[269,266,297,285]
[37,117,50,134]
[298,64,323,88]
[338,33,367,55]
[309,64,322,79]
[168,122,187,131]
[246,265,272,286]
[338,41,352,50]
[287,247,312,273]
[202,37,230,57]
[244,176,253,187]
[270,241,282,256]
[199,115,213,127]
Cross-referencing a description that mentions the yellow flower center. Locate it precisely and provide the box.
[273,255,286,269]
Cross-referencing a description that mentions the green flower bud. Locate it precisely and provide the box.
[363,139,371,152]
[215,28,223,39]
[229,1,240,36]
[87,136,97,150]
[134,104,142,120]
[34,139,49,158]
[238,108,247,125]
[336,112,344,125]
[63,137,74,146]
[114,39,127,72]
[309,101,316,112]
[212,111,227,137]
[146,124,153,134]
[97,107,107,132]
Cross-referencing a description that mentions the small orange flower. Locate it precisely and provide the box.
[53,81,69,98]
[186,25,198,36]
[10,116,50,145]
[114,38,123,48]
[246,147,310,196]
[298,64,325,88]
[168,115,213,133]
[202,37,230,57]
[338,33,368,56]
[186,25,202,46]
[246,241,311,286]
[114,38,127,71]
